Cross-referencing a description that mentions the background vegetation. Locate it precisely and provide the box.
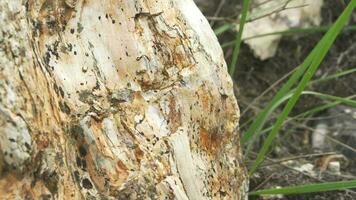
[197,0,356,199]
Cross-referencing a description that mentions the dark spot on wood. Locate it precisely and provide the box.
[82,66,88,73]
[77,22,84,33]
[59,87,65,97]
[67,43,73,52]
[70,28,75,34]
[42,171,58,194]
[78,145,87,157]
[79,90,94,103]
[110,89,133,104]
[76,156,82,167]
[40,194,52,200]
[46,19,57,31]
[59,101,71,114]
[220,190,227,197]
[82,178,93,189]
[69,125,84,139]
[25,142,31,150]
[73,171,80,183]
[43,52,51,67]
[31,19,42,37]
[220,93,228,99]
[81,159,87,169]
[88,41,94,49]
[91,81,100,91]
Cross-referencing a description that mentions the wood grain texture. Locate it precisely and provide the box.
[0,0,247,199]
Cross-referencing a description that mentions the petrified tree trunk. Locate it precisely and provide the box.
[0,0,247,199]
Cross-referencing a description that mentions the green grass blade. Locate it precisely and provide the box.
[241,30,340,145]
[243,90,295,156]
[249,180,356,196]
[214,23,235,36]
[244,92,356,155]
[240,51,316,144]
[241,56,354,146]
[241,67,355,133]
[302,91,356,107]
[221,25,356,49]
[256,93,356,135]
[249,0,356,175]
[296,94,356,118]
[228,0,250,76]
[311,67,356,85]
[244,25,356,41]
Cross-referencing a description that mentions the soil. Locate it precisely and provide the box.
[196,0,356,199]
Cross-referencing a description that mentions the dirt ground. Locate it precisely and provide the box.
[196,0,356,199]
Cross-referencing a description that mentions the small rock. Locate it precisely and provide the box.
[293,163,315,175]
[328,161,341,175]
[241,0,324,60]
[312,123,328,150]
[344,108,351,114]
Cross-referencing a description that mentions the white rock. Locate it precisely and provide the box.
[294,163,314,173]
[312,123,328,149]
[242,0,324,60]
[328,161,341,174]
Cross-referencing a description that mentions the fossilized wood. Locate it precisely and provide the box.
[0,0,247,199]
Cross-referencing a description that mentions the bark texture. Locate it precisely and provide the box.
[0,0,247,199]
